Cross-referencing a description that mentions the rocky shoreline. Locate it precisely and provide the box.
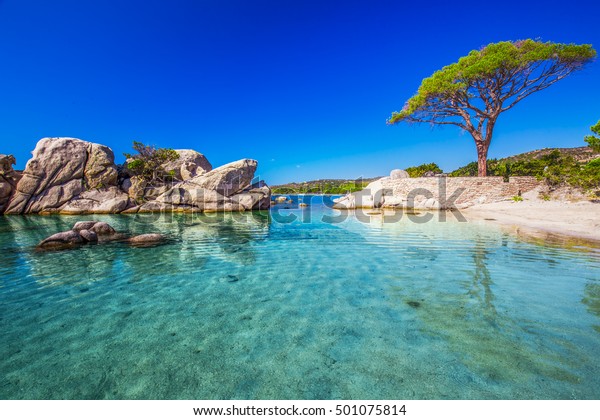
[0,137,270,215]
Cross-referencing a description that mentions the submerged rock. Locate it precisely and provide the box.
[37,221,164,250]
[37,230,85,249]
[78,229,98,243]
[127,233,166,245]
[90,221,117,236]
[72,221,98,232]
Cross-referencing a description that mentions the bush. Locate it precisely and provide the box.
[585,120,600,153]
[124,141,179,183]
[449,161,486,177]
[404,162,443,178]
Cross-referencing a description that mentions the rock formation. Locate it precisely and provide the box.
[0,154,21,213]
[5,137,130,214]
[1,137,270,215]
[119,149,213,201]
[161,149,212,181]
[137,160,270,213]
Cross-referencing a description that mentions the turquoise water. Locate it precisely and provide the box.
[1,197,600,399]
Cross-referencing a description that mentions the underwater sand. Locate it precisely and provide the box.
[1,198,599,399]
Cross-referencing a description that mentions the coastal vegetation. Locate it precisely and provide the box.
[388,40,596,177]
[585,120,600,153]
[404,162,443,178]
[271,178,378,195]
[123,141,180,183]
[449,146,600,192]
[275,143,599,196]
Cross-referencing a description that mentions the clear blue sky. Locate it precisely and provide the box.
[0,0,598,184]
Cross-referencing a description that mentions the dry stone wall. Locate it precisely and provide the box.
[382,176,541,207]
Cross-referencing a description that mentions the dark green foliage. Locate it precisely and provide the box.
[389,41,596,123]
[450,161,480,177]
[585,120,600,153]
[450,149,600,192]
[404,162,443,178]
[571,158,600,190]
[123,141,180,183]
[388,39,596,176]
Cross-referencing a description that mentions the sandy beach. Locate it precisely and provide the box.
[463,199,600,243]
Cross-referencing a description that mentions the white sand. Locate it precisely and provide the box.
[462,199,600,242]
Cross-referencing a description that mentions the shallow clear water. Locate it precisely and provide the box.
[1,198,599,399]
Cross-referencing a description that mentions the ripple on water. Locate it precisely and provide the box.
[0,209,599,399]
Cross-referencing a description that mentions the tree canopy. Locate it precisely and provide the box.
[388,40,596,176]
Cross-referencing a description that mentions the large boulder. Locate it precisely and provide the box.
[127,233,166,245]
[184,159,257,196]
[37,230,86,249]
[143,180,270,213]
[161,149,212,181]
[0,154,20,213]
[155,187,229,209]
[390,169,409,179]
[5,138,120,214]
[84,143,118,189]
[58,187,131,214]
[332,179,387,209]
[119,150,212,202]
[230,183,271,210]
[141,159,263,212]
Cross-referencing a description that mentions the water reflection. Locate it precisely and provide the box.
[1,212,272,287]
[407,236,583,390]
[583,282,600,333]
[469,241,497,323]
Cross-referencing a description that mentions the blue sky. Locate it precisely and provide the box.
[0,0,598,184]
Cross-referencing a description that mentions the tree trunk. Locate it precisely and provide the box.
[475,139,490,177]
[477,150,487,177]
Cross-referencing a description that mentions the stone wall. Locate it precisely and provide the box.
[383,176,541,207]
[334,176,542,209]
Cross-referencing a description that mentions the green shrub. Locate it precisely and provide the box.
[585,120,600,153]
[124,141,179,183]
[404,162,443,178]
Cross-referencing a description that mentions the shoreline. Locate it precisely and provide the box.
[462,199,600,244]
